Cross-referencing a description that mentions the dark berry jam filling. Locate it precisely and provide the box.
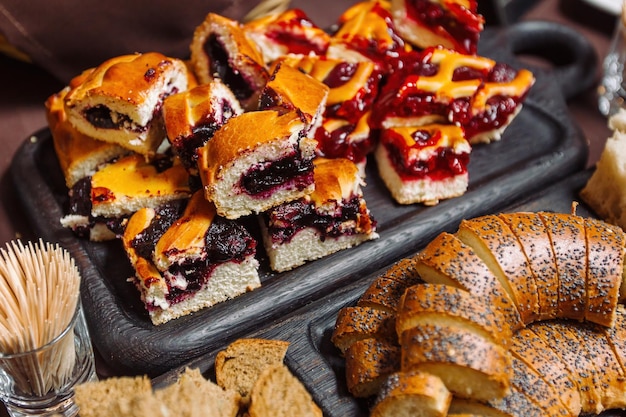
[130,200,187,260]
[151,217,256,306]
[314,123,375,164]
[266,197,374,244]
[464,95,519,139]
[240,146,314,198]
[383,130,469,181]
[205,34,254,101]
[405,0,482,54]
[84,105,135,130]
[324,67,382,124]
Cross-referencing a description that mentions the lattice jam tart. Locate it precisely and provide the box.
[122,190,260,326]
[391,0,485,55]
[372,46,535,144]
[375,123,471,205]
[243,8,330,65]
[327,0,409,69]
[260,157,378,272]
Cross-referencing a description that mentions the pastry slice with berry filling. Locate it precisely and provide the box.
[243,8,330,65]
[260,157,378,272]
[190,13,269,110]
[60,153,192,241]
[391,0,485,55]
[122,190,260,325]
[162,79,243,175]
[197,109,318,219]
[64,52,191,157]
[375,123,471,205]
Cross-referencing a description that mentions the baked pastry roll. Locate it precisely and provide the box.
[162,80,243,173]
[259,157,378,272]
[60,153,191,241]
[375,123,471,205]
[190,13,269,110]
[390,0,485,55]
[258,62,329,137]
[64,52,190,157]
[372,47,535,144]
[197,109,317,219]
[122,191,261,325]
[243,8,330,65]
[46,85,130,189]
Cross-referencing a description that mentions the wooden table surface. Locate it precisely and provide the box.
[0,0,619,414]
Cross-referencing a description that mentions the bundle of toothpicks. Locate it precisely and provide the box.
[0,239,81,396]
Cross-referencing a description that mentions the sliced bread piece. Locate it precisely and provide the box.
[344,337,401,398]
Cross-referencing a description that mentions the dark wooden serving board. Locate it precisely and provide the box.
[152,169,626,417]
[11,22,591,376]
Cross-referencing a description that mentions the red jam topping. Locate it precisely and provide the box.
[404,0,483,54]
[265,9,328,55]
[383,129,469,181]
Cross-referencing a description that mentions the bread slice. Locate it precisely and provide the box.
[162,80,243,172]
[248,364,322,417]
[415,232,523,331]
[509,327,582,417]
[197,109,317,219]
[73,375,153,417]
[259,157,378,272]
[528,321,603,414]
[331,306,396,354]
[122,191,261,325]
[396,283,512,347]
[370,370,451,417]
[538,212,587,321]
[498,212,559,321]
[509,356,569,417]
[584,217,624,326]
[64,52,189,157]
[456,215,540,324]
[566,320,626,411]
[214,338,289,406]
[580,127,626,231]
[375,124,471,206]
[344,338,401,398]
[449,386,548,417]
[46,85,130,188]
[400,323,512,402]
[155,367,240,417]
[357,274,421,314]
[190,13,268,109]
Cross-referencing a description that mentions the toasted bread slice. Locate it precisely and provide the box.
[415,232,523,331]
[215,338,290,406]
[248,364,322,417]
[357,275,421,314]
[331,306,396,354]
[73,375,153,417]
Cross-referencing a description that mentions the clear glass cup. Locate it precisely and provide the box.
[599,0,626,117]
[0,301,97,417]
